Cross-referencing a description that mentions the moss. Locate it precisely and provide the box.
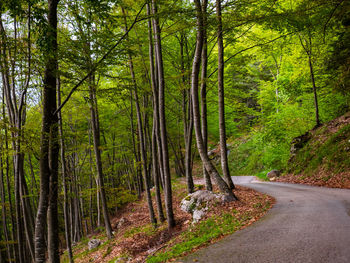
[188,201,196,213]
[184,196,191,201]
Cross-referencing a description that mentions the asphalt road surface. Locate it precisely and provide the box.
[181,176,350,263]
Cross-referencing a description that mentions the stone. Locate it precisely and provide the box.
[290,132,311,156]
[192,208,207,223]
[88,239,101,250]
[267,170,281,178]
[181,190,232,223]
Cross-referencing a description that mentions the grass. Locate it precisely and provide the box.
[146,206,271,263]
[288,124,350,175]
[255,170,269,181]
[123,223,166,238]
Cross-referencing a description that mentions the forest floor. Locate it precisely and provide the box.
[64,178,274,263]
[276,171,350,189]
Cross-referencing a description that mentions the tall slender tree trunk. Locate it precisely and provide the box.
[57,71,74,263]
[299,34,320,127]
[178,33,195,194]
[0,154,11,262]
[308,55,320,127]
[1,99,16,262]
[192,0,236,200]
[152,0,175,229]
[185,95,194,194]
[216,0,235,190]
[34,1,60,262]
[200,0,213,191]
[147,3,165,222]
[122,6,157,225]
[88,80,113,239]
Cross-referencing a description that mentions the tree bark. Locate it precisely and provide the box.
[89,80,114,239]
[216,0,235,190]
[34,1,60,262]
[57,71,74,262]
[178,33,195,194]
[122,6,157,226]
[147,3,165,222]
[200,0,213,191]
[192,0,236,199]
[152,0,176,229]
[298,34,320,127]
[308,54,320,127]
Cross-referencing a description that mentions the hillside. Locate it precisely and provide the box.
[277,112,350,188]
[62,180,273,263]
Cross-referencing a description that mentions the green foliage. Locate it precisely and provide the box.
[105,187,137,212]
[255,170,269,181]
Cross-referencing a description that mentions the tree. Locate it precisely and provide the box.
[34,0,60,262]
[147,2,165,221]
[216,0,235,190]
[152,0,176,229]
[191,0,236,200]
[122,6,156,226]
[200,0,213,191]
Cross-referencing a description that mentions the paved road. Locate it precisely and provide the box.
[181,177,350,263]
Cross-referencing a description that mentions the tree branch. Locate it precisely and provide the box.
[208,32,295,79]
[54,2,147,116]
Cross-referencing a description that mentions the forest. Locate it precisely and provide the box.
[0,0,349,262]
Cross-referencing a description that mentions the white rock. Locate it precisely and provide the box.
[88,239,101,250]
[193,208,207,223]
[181,190,231,224]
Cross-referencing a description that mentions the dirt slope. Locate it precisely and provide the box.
[278,112,350,188]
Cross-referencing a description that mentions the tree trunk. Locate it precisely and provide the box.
[122,6,157,225]
[147,3,165,222]
[216,0,235,190]
[0,154,11,262]
[34,0,60,262]
[192,0,236,200]
[89,80,113,239]
[57,71,74,263]
[308,55,320,127]
[178,33,195,194]
[298,34,320,127]
[152,0,175,229]
[200,0,212,191]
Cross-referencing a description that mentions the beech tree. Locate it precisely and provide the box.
[34,0,60,262]
[191,0,236,200]
[216,0,235,190]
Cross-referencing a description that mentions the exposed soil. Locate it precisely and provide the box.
[71,179,274,263]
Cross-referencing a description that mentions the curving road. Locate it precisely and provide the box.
[181,176,350,263]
